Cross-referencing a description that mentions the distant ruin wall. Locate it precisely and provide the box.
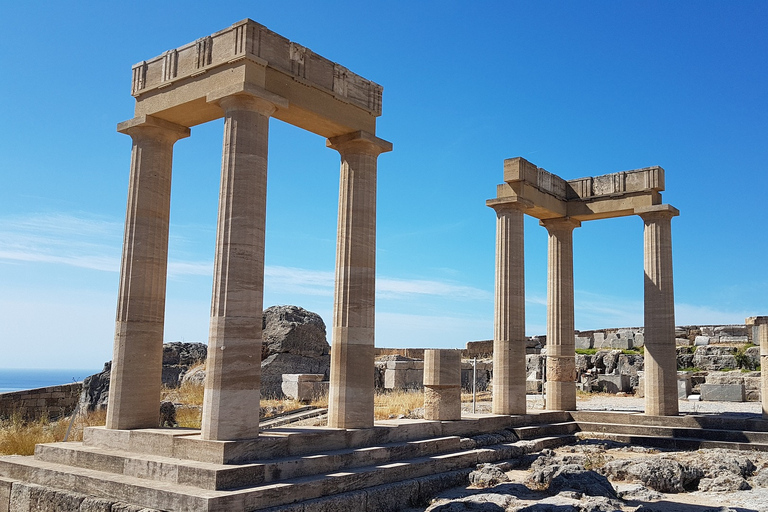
[0,382,82,421]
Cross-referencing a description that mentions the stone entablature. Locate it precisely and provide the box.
[128,19,382,137]
[490,157,665,221]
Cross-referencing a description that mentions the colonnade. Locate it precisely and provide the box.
[491,203,680,416]
[106,89,391,440]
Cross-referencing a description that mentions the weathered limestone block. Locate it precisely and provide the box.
[575,336,592,350]
[595,374,630,393]
[693,346,738,371]
[677,374,692,399]
[546,356,576,382]
[694,336,710,346]
[700,383,745,402]
[281,374,327,402]
[384,368,423,390]
[424,350,461,421]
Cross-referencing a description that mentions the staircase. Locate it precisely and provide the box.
[0,412,578,512]
[572,411,768,452]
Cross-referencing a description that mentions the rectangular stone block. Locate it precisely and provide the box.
[0,477,13,512]
[595,374,630,393]
[700,383,745,402]
[676,338,692,346]
[575,336,591,349]
[609,336,632,350]
[677,377,691,399]
[633,333,644,347]
[593,333,608,349]
[694,336,711,346]
[720,336,749,344]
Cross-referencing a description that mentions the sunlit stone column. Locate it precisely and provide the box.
[107,115,190,430]
[747,316,768,418]
[489,200,530,415]
[638,205,679,416]
[423,349,461,421]
[201,90,286,441]
[541,217,581,411]
[326,131,392,429]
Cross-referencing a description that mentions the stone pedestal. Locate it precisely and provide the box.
[746,316,768,418]
[638,205,679,416]
[541,217,580,411]
[107,115,189,430]
[326,131,392,429]
[201,92,283,441]
[423,350,461,421]
[490,202,529,415]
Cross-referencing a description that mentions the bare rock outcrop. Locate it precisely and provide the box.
[260,305,330,398]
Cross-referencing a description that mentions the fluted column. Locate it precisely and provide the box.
[107,115,190,430]
[638,205,679,416]
[326,131,392,429]
[747,317,768,418]
[490,201,529,415]
[201,92,282,441]
[541,217,581,411]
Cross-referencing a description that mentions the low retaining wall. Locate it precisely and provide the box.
[0,382,82,421]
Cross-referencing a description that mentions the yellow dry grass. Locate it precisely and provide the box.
[0,409,106,456]
[374,389,424,420]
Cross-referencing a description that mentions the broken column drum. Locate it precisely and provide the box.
[423,349,462,421]
[107,19,391,439]
[488,157,679,416]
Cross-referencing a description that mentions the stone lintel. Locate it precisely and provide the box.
[116,114,191,139]
[128,19,382,138]
[746,316,768,326]
[206,83,289,111]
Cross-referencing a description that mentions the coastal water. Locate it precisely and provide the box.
[0,368,100,394]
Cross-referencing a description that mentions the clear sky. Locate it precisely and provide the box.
[1,1,766,369]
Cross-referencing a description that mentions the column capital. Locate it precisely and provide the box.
[326,130,393,156]
[747,316,768,326]
[117,115,190,141]
[540,216,581,233]
[486,197,533,214]
[636,204,680,221]
[207,83,289,117]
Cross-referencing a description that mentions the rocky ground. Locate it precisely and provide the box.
[418,394,768,512]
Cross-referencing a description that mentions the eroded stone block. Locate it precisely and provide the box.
[700,383,745,402]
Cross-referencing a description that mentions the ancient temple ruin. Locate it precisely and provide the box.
[107,19,391,440]
[488,157,679,416]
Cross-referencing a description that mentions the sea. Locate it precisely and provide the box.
[0,368,101,394]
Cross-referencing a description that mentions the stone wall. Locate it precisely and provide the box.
[0,382,82,421]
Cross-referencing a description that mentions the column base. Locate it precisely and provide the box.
[546,380,576,411]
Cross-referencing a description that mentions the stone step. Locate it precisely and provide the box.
[576,431,768,453]
[571,410,768,432]
[577,421,768,445]
[34,435,463,490]
[513,421,580,440]
[0,434,577,511]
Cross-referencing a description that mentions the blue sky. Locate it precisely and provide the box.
[1,1,766,369]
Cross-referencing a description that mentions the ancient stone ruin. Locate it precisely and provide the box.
[2,18,768,512]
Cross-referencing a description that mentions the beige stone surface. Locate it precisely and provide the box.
[106,116,189,431]
[424,386,461,421]
[541,217,580,411]
[201,93,278,441]
[423,350,461,388]
[489,203,528,415]
[639,205,679,416]
[326,131,391,429]
[747,316,768,418]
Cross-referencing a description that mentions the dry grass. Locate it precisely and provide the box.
[374,389,424,420]
[0,409,106,456]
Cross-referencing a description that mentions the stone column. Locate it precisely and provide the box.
[326,131,392,429]
[423,349,461,421]
[489,201,529,415]
[638,205,679,416]
[747,317,768,418]
[200,91,283,441]
[107,115,189,430]
[540,217,581,411]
